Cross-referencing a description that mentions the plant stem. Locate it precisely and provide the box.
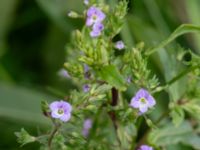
[109,88,121,147]
[109,88,118,130]
[153,65,199,93]
[48,123,61,150]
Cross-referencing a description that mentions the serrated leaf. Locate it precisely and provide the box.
[15,128,36,146]
[96,65,126,91]
[182,101,200,120]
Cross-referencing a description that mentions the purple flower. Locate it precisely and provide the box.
[49,100,72,122]
[84,0,89,5]
[86,6,105,27]
[130,88,156,114]
[138,145,153,150]
[83,84,90,92]
[90,22,104,37]
[82,119,92,137]
[115,41,125,50]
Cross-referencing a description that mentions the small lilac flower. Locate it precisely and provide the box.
[49,100,72,122]
[83,84,90,92]
[82,119,92,137]
[84,0,89,5]
[86,6,105,27]
[130,88,156,114]
[138,145,153,150]
[90,22,104,37]
[115,41,125,50]
[127,76,132,83]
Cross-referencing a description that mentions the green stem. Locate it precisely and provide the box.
[48,123,61,150]
[153,65,199,93]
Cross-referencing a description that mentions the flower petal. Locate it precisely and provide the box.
[139,105,148,113]
[60,113,71,122]
[49,101,60,111]
[147,95,156,107]
[130,99,140,108]
[51,110,61,118]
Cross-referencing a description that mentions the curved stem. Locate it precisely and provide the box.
[153,65,199,93]
[48,123,61,150]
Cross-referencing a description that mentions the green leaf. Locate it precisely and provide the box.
[146,24,200,55]
[185,0,200,53]
[0,83,55,125]
[182,100,200,120]
[96,65,126,91]
[184,134,200,149]
[148,121,200,149]
[15,128,36,146]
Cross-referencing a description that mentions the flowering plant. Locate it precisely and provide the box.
[15,0,200,150]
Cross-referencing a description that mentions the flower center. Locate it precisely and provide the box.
[92,15,97,20]
[57,108,64,115]
[139,98,147,104]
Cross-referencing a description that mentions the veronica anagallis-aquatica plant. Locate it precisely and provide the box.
[15,0,200,150]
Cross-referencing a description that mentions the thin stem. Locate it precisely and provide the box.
[153,65,199,93]
[109,88,121,147]
[48,123,61,150]
[111,88,118,106]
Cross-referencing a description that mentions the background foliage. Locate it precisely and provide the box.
[0,0,200,149]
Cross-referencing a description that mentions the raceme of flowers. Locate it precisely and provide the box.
[49,100,72,122]
[50,7,156,143]
[130,88,156,114]
[86,6,105,37]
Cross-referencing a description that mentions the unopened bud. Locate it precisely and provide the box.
[68,11,79,18]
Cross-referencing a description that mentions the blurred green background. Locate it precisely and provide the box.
[0,0,200,149]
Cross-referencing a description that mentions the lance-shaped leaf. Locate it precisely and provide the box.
[146,24,200,55]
